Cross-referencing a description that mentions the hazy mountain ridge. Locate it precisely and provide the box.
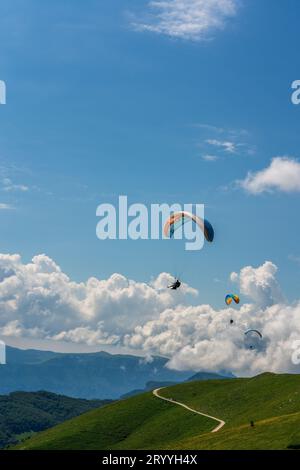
[0,347,193,399]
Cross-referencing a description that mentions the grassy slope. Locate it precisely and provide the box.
[14,392,214,450]
[162,372,300,449]
[14,373,300,450]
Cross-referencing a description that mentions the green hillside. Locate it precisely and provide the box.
[13,373,300,450]
[0,391,110,449]
[162,372,300,449]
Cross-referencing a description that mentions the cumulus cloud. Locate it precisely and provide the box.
[132,0,239,41]
[0,253,196,346]
[150,272,198,296]
[1,253,300,377]
[230,261,284,308]
[239,157,300,194]
[125,261,300,376]
[125,300,300,376]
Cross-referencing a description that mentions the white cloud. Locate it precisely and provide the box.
[133,0,239,41]
[52,326,119,346]
[206,138,237,153]
[197,125,254,161]
[125,261,299,376]
[2,178,29,192]
[239,157,300,194]
[150,272,198,296]
[231,261,283,308]
[202,154,219,162]
[0,203,13,210]
[0,254,196,347]
[1,253,300,377]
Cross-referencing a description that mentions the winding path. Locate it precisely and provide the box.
[153,387,225,433]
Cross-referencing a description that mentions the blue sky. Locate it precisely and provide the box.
[1,0,300,313]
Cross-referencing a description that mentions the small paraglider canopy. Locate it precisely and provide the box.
[245,329,263,351]
[245,329,263,339]
[225,294,240,306]
[164,211,214,243]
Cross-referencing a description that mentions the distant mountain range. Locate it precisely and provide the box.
[188,371,235,381]
[0,347,192,399]
[0,346,232,400]
[121,372,232,398]
[120,381,178,398]
[0,390,110,449]
[0,347,234,449]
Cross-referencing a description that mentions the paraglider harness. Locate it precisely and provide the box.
[168,279,181,290]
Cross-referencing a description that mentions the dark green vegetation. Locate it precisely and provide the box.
[13,373,300,450]
[0,391,110,448]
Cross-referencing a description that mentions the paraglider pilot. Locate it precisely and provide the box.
[168,279,181,290]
